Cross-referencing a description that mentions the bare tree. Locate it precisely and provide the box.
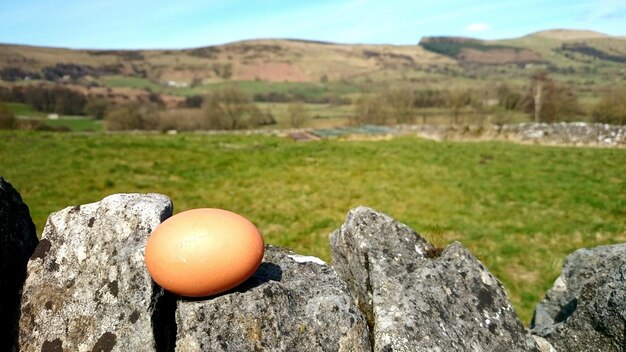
[384,89,415,124]
[446,89,473,125]
[525,71,580,123]
[352,95,388,126]
[105,103,157,130]
[287,102,310,128]
[531,71,550,122]
[202,87,259,130]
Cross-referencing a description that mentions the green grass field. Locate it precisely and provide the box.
[1,131,624,324]
[6,102,45,117]
[99,75,361,99]
[101,75,164,92]
[44,117,104,132]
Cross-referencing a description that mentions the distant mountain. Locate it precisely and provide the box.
[0,29,624,105]
[0,39,453,84]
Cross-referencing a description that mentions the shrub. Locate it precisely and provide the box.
[84,99,109,120]
[287,103,310,128]
[146,92,165,107]
[250,107,276,127]
[183,95,204,108]
[413,90,447,108]
[383,89,416,124]
[0,103,16,129]
[104,103,157,130]
[524,71,580,122]
[202,87,263,130]
[153,109,205,131]
[496,84,523,111]
[446,89,476,125]
[351,95,388,126]
[212,63,233,80]
[592,87,626,125]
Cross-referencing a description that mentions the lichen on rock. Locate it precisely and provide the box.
[531,244,626,351]
[18,193,174,352]
[175,245,371,352]
[331,206,539,351]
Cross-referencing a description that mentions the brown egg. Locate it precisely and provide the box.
[144,208,264,297]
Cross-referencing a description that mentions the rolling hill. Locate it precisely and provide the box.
[0,29,624,110]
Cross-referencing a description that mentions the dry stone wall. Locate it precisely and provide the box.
[1,181,625,351]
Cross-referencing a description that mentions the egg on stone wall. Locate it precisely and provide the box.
[144,208,264,297]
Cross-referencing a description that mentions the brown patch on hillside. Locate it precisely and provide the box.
[238,62,308,82]
[458,48,542,64]
[74,86,181,108]
[160,94,185,108]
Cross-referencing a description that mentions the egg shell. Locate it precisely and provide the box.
[145,208,264,297]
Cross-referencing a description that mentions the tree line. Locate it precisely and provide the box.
[0,85,87,116]
[1,70,625,132]
[350,71,624,126]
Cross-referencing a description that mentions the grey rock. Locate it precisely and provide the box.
[498,122,626,147]
[531,244,626,334]
[175,245,371,352]
[331,206,539,352]
[0,177,39,352]
[531,336,556,352]
[531,244,626,351]
[537,265,626,351]
[18,193,175,352]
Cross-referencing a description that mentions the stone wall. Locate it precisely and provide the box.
[2,181,625,351]
[405,122,626,147]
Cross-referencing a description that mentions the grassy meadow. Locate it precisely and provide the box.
[1,131,624,323]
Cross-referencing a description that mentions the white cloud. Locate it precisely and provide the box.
[465,23,491,32]
[587,0,626,20]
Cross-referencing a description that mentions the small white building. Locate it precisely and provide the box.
[165,80,189,88]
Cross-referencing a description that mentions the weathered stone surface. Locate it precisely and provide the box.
[498,122,626,147]
[532,335,556,352]
[535,265,626,351]
[531,244,626,334]
[331,206,539,352]
[175,245,371,352]
[531,244,626,351]
[0,177,39,352]
[19,193,175,352]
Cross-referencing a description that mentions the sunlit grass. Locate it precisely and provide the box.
[0,131,624,324]
[44,117,104,131]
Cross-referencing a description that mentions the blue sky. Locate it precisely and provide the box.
[1,0,625,49]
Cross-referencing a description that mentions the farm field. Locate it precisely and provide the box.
[5,103,103,131]
[43,117,103,132]
[0,131,624,323]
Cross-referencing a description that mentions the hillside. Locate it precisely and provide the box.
[0,39,452,84]
[1,29,625,88]
[0,29,625,128]
[528,29,609,40]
